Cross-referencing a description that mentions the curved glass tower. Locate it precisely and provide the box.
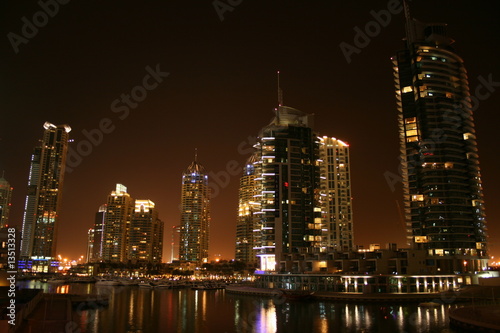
[235,153,259,264]
[20,122,71,272]
[392,17,488,273]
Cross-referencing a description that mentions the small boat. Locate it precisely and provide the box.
[70,277,96,283]
[138,282,156,288]
[117,279,139,286]
[191,284,207,290]
[418,302,441,307]
[95,279,121,286]
[47,278,68,284]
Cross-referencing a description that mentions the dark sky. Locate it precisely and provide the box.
[2,0,499,262]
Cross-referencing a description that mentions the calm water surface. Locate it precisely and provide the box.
[18,281,457,333]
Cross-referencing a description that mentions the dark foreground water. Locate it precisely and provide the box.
[18,281,458,333]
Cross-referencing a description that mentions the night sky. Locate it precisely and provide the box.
[2,0,499,262]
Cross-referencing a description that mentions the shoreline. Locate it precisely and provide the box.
[226,285,500,303]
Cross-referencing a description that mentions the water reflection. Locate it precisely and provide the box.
[17,281,455,333]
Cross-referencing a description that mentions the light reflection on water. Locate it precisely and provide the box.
[17,281,455,333]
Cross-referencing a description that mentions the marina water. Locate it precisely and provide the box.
[17,281,456,332]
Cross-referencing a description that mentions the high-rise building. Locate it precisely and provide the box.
[392,11,488,273]
[101,184,134,262]
[235,154,260,264]
[319,137,354,251]
[20,122,71,271]
[0,175,13,228]
[86,204,106,263]
[253,106,322,272]
[128,200,164,263]
[179,159,210,264]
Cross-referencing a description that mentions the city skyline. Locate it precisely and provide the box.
[2,1,499,262]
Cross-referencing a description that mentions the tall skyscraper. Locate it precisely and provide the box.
[0,175,13,228]
[20,122,71,271]
[253,106,322,272]
[86,204,106,263]
[128,199,164,263]
[101,184,134,262]
[392,10,488,273]
[179,158,210,264]
[319,137,354,251]
[235,154,260,264]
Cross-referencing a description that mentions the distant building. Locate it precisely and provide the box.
[253,106,322,272]
[235,154,259,264]
[127,200,164,264]
[86,204,106,263]
[20,122,71,272]
[319,137,354,251]
[179,159,210,264]
[392,13,488,273]
[0,175,13,228]
[101,184,134,262]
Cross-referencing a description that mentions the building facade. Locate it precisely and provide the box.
[0,176,13,228]
[235,154,260,264]
[179,160,210,264]
[319,137,354,252]
[20,122,71,272]
[101,184,134,262]
[392,17,488,273]
[86,204,106,263]
[253,106,322,272]
[127,199,164,264]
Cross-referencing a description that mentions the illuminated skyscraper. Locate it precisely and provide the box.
[319,137,354,251]
[86,204,106,263]
[179,159,210,264]
[0,175,13,228]
[253,106,322,272]
[20,122,71,271]
[101,184,134,262]
[235,154,260,264]
[392,9,488,272]
[128,200,164,263]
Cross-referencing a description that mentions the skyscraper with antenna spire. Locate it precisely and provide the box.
[179,152,210,264]
[392,1,488,273]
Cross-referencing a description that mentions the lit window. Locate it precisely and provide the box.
[402,86,413,93]
[411,194,424,201]
[463,133,475,140]
[406,129,418,137]
[405,123,417,130]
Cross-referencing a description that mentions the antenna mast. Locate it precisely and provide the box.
[277,70,283,107]
[403,0,414,47]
